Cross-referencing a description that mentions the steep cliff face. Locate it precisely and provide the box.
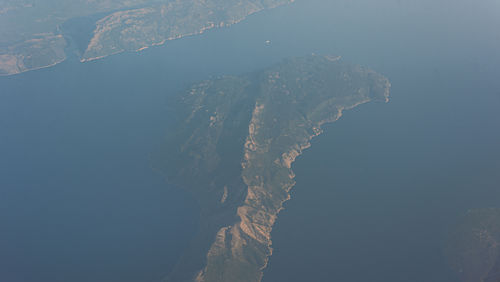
[155,55,390,282]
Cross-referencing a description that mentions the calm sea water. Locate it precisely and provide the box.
[1,0,499,281]
[263,1,500,281]
[0,46,202,282]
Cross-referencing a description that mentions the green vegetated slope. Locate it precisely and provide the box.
[154,55,391,282]
[0,0,292,75]
[0,0,150,75]
[80,0,293,61]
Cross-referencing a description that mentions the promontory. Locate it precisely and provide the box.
[153,55,391,282]
[0,0,293,75]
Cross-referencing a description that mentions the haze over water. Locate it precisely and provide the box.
[1,0,499,281]
[264,1,500,281]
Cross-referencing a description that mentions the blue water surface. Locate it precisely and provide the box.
[1,0,499,281]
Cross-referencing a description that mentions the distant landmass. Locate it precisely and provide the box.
[153,55,391,282]
[446,208,500,282]
[0,0,293,75]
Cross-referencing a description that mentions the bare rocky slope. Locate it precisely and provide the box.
[154,55,391,282]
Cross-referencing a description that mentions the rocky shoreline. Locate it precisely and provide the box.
[156,55,390,282]
[0,0,294,76]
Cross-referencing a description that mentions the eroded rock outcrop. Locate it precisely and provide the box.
[154,55,390,282]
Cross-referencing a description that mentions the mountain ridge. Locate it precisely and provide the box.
[154,55,391,282]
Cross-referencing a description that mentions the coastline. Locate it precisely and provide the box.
[197,98,385,282]
[1,0,294,77]
[193,59,391,282]
[0,56,67,77]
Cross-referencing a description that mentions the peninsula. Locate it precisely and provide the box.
[154,55,391,282]
[0,0,293,75]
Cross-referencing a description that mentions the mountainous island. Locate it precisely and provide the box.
[154,55,391,282]
[0,0,293,76]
